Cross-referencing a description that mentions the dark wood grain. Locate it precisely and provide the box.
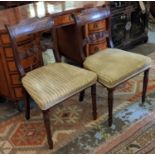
[72,7,110,26]
[107,88,114,127]
[91,84,97,120]
[67,6,112,65]
[5,17,54,77]
[43,110,53,149]
[142,69,149,104]
[79,90,85,102]
[23,88,30,120]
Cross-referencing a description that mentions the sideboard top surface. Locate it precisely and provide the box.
[0,1,105,30]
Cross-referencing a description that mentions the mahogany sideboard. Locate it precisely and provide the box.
[0,1,107,103]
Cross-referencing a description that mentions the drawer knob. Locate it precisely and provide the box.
[93,23,98,28]
[94,46,99,52]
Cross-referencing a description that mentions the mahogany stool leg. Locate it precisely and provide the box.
[107,88,114,127]
[43,109,53,149]
[24,89,30,120]
[91,84,97,120]
[142,69,149,104]
[79,63,85,102]
[79,90,85,102]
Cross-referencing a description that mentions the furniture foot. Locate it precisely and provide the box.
[108,88,114,127]
[91,84,97,120]
[142,69,149,104]
[43,109,53,149]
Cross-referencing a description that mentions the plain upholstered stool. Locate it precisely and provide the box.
[84,48,152,126]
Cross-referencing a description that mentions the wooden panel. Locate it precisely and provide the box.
[7,56,37,73]
[54,14,74,26]
[4,47,14,58]
[14,87,23,98]
[10,74,21,85]
[88,20,106,33]
[0,34,10,44]
[0,2,105,30]
[0,33,31,45]
[0,51,10,97]
[88,40,107,55]
[7,61,17,72]
[0,1,105,101]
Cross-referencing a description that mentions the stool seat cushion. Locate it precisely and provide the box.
[22,63,97,110]
[84,48,152,88]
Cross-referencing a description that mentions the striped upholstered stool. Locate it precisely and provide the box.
[72,7,152,126]
[6,17,97,149]
[84,48,151,126]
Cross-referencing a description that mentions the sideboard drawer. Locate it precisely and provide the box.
[0,34,10,44]
[0,33,32,45]
[88,40,107,55]
[7,61,17,72]
[4,48,14,58]
[54,14,74,26]
[14,87,23,98]
[10,74,21,85]
[88,20,106,33]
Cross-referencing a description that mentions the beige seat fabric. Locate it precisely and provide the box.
[22,63,97,110]
[84,48,152,88]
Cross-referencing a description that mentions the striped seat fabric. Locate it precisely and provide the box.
[84,48,152,88]
[22,63,97,110]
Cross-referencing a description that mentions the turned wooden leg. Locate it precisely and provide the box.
[24,89,30,120]
[142,69,149,104]
[91,84,97,120]
[79,90,85,102]
[108,88,114,127]
[42,110,53,149]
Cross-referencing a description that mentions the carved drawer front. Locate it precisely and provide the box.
[14,87,23,98]
[88,20,106,33]
[7,61,17,72]
[88,40,107,55]
[10,74,21,85]
[54,14,74,26]
[0,34,10,44]
[4,48,14,58]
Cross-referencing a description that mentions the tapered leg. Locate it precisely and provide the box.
[79,90,85,102]
[108,88,114,127]
[142,69,149,104]
[24,89,30,120]
[43,110,53,149]
[91,84,97,120]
